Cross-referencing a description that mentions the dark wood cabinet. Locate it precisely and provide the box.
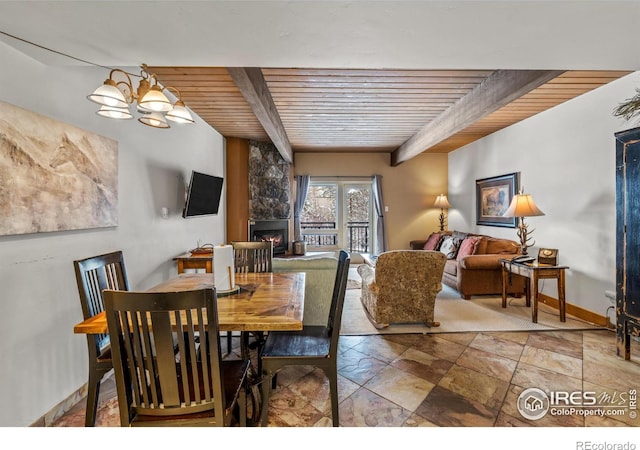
[615,126,640,359]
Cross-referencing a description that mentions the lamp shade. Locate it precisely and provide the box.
[503,193,545,217]
[138,112,170,128]
[138,85,172,112]
[165,101,195,124]
[87,80,128,108]
[96,105,133,120]
[433,194,452,209]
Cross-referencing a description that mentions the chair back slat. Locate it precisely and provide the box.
[232,241,273,273]
[104,289,226,425]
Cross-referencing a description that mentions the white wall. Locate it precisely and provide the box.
[0,43,226,426]
[448,71,640,320]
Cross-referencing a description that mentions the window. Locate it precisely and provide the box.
[300,179,374,254]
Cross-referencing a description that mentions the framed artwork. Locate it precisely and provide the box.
[476,172,519,227]
[0,101,118,236]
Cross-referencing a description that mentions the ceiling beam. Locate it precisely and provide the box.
[390,70,565,166]
[226,67,293,163]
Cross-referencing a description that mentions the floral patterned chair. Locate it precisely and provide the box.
[357,250,446,329]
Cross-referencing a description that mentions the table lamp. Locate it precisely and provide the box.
[502,191,544,255]
[433,194,452,232]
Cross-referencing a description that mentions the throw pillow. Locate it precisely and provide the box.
[456,236,481,261]
[452,230,468,241]
[439,236,461,259]
[423,232,444,251]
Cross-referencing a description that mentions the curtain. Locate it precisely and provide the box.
[293,175,310,241]
[372,174,388,253]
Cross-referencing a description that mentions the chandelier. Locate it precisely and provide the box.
[87,64,194,129]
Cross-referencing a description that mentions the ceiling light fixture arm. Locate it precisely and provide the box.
[108,68,136,104]
[139,64,162,91]
[163,85,184,102]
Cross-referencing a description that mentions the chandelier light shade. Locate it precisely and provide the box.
[165,100,196,124]
[138,85,172,112]
[87,80,128,108]
[96,105,133,120]
[139,112,170,129]
[502,191,545,255]
[87,64,194,129]
[433,194,452,231]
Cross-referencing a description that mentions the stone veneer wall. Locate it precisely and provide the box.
[248,140,291,219]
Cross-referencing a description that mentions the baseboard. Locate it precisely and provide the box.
[30,382,89,427]
[538,293,608,327]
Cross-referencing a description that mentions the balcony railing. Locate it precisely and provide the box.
[347,221,369,253]
[301,221,369,253]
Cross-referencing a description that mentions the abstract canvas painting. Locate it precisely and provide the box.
[0,101,118,236]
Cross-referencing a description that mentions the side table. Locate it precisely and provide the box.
[499,259,569,323]
[173,252,213,274]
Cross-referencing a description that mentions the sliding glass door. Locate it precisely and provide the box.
[300,179,374,254]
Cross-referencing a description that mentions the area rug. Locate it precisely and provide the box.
[341,273,603,335]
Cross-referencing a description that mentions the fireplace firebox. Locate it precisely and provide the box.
[248,219,289,255]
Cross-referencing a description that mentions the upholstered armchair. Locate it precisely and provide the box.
[357,250,446,329]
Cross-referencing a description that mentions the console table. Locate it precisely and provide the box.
[173,252,213,274]
[499,259,569,323]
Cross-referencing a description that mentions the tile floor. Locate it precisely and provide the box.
[51,327,640,428]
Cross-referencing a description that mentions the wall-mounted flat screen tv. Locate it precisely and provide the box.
[182,171,224,218]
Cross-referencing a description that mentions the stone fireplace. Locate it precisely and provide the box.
[248,219,289,255]
[247,141,291,255]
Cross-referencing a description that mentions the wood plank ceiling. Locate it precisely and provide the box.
[149,67,630,164]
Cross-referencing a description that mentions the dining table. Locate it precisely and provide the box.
[73,271,305,335]
[73,271,305,426]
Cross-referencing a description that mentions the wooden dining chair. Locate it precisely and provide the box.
[259,249,350,427]
[73,250,130,427]
[103,288,250,427]
[227,240,274,355]
[232,240,274,273]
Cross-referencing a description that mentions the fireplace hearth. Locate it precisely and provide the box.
[248,219,289,255]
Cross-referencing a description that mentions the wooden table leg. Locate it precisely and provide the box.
[531,271,539,323]
[558,269,566,322]
[501,265,508,308]
[177,260,185,274]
